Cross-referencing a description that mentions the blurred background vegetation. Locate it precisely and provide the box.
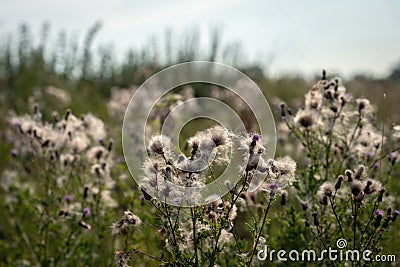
[2,21,400,192]
[1,22,400,118]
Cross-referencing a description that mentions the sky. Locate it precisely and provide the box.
[0,0,399,78]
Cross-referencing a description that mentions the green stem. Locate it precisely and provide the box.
[247,197,273,267]
[191,207,199,266]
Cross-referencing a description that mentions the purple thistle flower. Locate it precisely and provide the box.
[252,134,260,142]
[172,197,182,205]
[64,195,72,203]
[393,210,400,222]
[345,93,353,101]
[10,148,18,157]
[269,182,279,190]
[374,209,384,216]
[83,207,90,216]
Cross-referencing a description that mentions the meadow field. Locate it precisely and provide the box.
[0,24,400,266]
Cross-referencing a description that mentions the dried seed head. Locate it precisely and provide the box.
[350,181,363,197]
[345,170,353,182]
[317,182,335,205]
[148,135,171,155]
[295,111,317,128]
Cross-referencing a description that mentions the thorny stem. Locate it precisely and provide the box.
[231,227,242,253]
[325,107,342,180]
[190,207,199,267]
[133,248,168,264]
[362,227,379,252]
[307,225,334,267]
[338,114,362,173]
[163,202,178,246]
[208,171,249,267]
[247,197,273,267]
[40,160,52,266]
[360,200,379,241]
[353,198,359,250]
[173,207,181,230]
[208,166,223,198]
[329,195,344,238]
[149,199,177,246]
[369,146,400,169]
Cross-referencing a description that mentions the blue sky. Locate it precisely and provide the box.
[0,0,399,78]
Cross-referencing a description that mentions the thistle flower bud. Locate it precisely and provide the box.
[305,220,310,227]
[141,187,152,200]
[280,191,288,206]
[301,201,308,211]
[280,102,286,117]
[83,207,91,217]
[345,170,353,182]
[377,189,385,202]
[252,133,260,142]
[330,104,338,113]
[312,212,319,227]
[165,166,171,181]
[357,99,368,112]
[335,175,344,190]
[355,165,365,180]
[64,195,72,204]
[33,103,39,114]
[387,207,392,216]
[65,109,71,120]
[10,148,18,158]
[374,214,383,228]
[322,69,327,80]
[364,180,373,194]
[340,96,347,107]
[108,139,113,152]
[83,186,89,199]
[382,216,392,229]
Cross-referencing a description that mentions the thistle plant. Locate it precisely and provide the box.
[3,105,118,266]
[111,125,296,267]
[2,71,399,267]
[276,71,400,265]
